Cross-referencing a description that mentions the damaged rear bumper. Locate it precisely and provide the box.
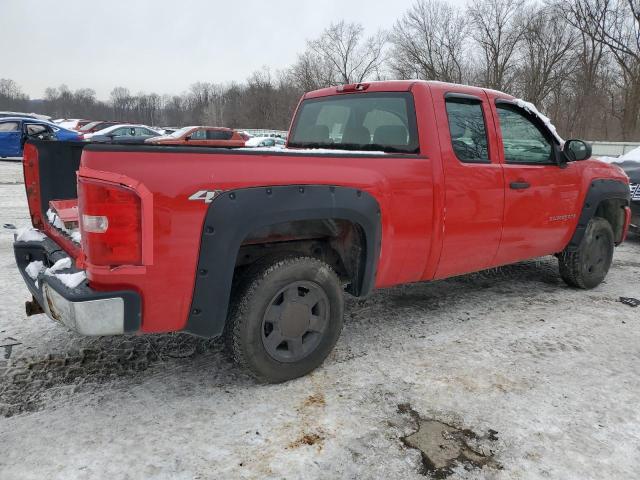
[14,235,141,336]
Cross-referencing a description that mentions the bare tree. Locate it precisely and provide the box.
[514,4,577,105]
[0,78,29,111]
[289,50,336,91]
[110,87,134,121]
[468,0,526,91]
[389,0,470,83]
[561,0,640,139]
[308,21,387,85]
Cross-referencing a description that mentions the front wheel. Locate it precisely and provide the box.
[226,255,344,383]
[559,217,614,289]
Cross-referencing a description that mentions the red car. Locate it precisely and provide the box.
[15,80,631,383]
[145,126,246,147]
[77,121,121,138]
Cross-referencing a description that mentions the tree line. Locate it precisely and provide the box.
[1,0,638,140]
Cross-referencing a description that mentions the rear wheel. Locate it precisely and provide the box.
[226,255,344,383]
[559,217,614,289]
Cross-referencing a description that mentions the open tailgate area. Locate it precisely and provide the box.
[23,140,86,255]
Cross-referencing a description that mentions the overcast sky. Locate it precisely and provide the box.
[2,0,467,100]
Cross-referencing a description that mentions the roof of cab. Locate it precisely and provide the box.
[303,79,513,101]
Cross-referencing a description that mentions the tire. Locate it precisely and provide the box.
[559,217,614,289]
[226,255,344,383]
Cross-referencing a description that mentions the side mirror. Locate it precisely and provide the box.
[563,139,592,162]
[184,135,191,141]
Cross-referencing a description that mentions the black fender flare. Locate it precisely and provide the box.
[568,179,630,250]
[184,185,382,337]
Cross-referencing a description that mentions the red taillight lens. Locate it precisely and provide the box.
[78,177,142,266]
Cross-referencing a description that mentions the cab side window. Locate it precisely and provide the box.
[206,130,233,140]
[445,99,489,163]
[110,128,128,136]
[190,129,206,140]
[25,124,48,136]
[497,105,552,164]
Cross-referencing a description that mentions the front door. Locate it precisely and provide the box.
[491,102,582,265]
[432,89,505,279]
[0,121,23,157]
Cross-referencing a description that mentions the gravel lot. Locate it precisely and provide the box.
[0,159,639,480]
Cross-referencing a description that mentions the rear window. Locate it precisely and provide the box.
[0,122,20,132]
[288,92,419,154]
[207,129,233,140]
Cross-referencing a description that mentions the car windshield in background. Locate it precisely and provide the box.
[288,92,419,154]
[79,121,101,132]
[169,127,193,138]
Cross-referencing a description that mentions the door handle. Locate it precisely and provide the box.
[510,181,530,190]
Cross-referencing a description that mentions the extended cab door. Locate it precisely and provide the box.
[431,88,505,279]
[491,100,582,265]
[0,121,23,157]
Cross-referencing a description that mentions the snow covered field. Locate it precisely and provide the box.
[0,159,639,479]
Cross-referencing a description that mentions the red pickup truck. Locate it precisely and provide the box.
[14,81,631,382]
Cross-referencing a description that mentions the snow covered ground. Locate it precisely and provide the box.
[1,159,639,479]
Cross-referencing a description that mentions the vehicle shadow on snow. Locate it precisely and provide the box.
[0,256,585,418]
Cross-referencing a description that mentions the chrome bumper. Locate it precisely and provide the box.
[42,283,125,335]
[14,235,141,336]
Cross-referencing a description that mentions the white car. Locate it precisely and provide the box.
[84,124,162,141]
[245,136,286,148]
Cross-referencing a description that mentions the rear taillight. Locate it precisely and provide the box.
[78,177,142,266]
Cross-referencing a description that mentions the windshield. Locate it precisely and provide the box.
[169,126,194,138]
[80,121,101,132]
[288,92,419,154]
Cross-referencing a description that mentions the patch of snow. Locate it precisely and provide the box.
[595,147,640,165]
[15,227,46,242]
[42,257,85,288]
[45,257,72,275]
[514,99,564,145]
[52,271,86,289]
[25,261,44,280]
[46,209,81,244]
[237,146,388,155]
[620,146,640,162]
[46,209,65,230]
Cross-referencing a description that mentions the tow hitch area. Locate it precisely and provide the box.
[25,296,44,316]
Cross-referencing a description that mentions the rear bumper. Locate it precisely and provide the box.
[14,235,141,336]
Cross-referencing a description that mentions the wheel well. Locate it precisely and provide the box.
[594,199,627,244]
[236,219,366,295]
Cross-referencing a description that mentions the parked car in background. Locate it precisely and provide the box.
[145,126,246,147]
[78,121,121,137]
[86,124,162,143]
[245,136,286,148]
[0,111,52,121]
[156,127,180,135]
[0,117,80,157]
[55,119,91,131]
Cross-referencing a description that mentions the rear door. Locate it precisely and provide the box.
[432,88,505,279]
[188,128,208,145]
[491,100,582,265]
[0,121,23,157]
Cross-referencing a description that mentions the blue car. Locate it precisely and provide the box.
[0,117,80,158]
